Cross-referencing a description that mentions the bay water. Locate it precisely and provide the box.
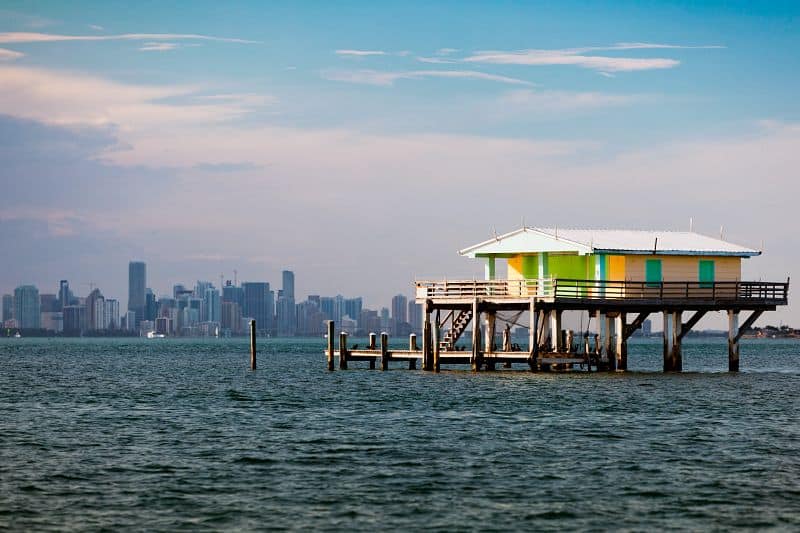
[2,338,799,530]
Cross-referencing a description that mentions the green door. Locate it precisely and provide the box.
[699,260,715,288]
[645,259,662,287]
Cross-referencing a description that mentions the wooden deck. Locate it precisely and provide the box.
[415,278,789,311]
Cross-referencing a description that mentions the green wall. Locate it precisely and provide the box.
[548,254,588,280]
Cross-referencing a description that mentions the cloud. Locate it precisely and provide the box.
[465,49,679,72]
[0,31,260,44]
[88,24,105,31]
[0,48,23,60]
[436,48,460,56]
[139,42,180,52]
[321,69,533,87]
[463,43,723,73]
[335,49,386,57]
[417,56,457,64]
[498,89,644,112]
[0,65,273,128]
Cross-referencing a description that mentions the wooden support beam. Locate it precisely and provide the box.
[624,312,650,341]
[729,309,763,372]
[471,298,482,371]
[615,313,626,371]
[549,310,562,352]
[663,311,682,372]
[735,309,763,343]
[326,320,334,371]
[339,331,348,370]
[250,319,257,371]
[678,311,707,340]
[485,311,496,353]
[604,314,615,371]
[528,298,538,371]
[409,334,417,370]
[380,332,389,371]
[422,301,432,371]
[433,310,441,373]
[368,332,376,350]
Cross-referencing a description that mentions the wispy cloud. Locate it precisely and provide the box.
[436,48,460,56]
[0,32,260,44]
[322,69,533,87]
[417,56,457,64]
[88,24,105,31]
[139,42,180,52]
[0,48,24,61]
[0,65,273,128]
[499,89,645,112]
[335,49,386,57]
[463,42,723,73]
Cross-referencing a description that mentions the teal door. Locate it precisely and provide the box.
[645,259,662,287]
[699,260,715,288]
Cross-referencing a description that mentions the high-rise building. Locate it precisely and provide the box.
[222,282,244,308]
[221,301,243,334]
[344,297,362,322]
[13,285,40,329]
[380,307,390,332]
[145,289,158,322]
[63,305,87,335]
[320,296,335,321]
[59,280,71,310]
[86,288,105,331]
[391,294,408,327]
[408,301,422,335]
[104,298,120,329]
[128,261,146,327]
[1,294,12,322]
[203,288,221,323]
[242,282,272,334]
[282,270,295,300]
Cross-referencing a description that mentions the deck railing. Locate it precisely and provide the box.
[415,278,789,305]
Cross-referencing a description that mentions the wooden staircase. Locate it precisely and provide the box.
[440,309,473,351]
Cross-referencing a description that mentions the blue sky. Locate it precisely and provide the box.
[0,1,798,326]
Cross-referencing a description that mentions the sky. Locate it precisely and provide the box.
[0,0,798,328]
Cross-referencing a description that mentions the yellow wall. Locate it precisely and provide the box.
[507,256,523,280]
[608,255,626,281]
[624,255,741,281]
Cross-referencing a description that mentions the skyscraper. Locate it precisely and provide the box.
[59,280,70,310]
[242,282,272,334]
[2,294,13,322]
[128,261,146,327]
[282,270,295,300]
[203,287,221,323]
[408,301,422,335]
[13,285,40,329]
[104,298,120,330]
[391,294,408,325]
[86,288,105,331]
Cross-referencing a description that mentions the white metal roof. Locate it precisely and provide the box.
[459,227,760,258]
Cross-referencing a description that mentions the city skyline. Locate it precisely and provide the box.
[0,1,798,329]
[1,261,422,338]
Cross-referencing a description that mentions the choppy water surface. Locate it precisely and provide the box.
[2,337,799,531]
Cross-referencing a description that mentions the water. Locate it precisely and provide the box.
[2,337,799,531]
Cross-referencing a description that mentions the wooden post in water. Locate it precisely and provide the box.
[663,311,682,372]
[326,320,334,371]
[380,332,389,371]
[433,311,441,373]
[471,299,481,371]
[422,301,433,371]
[728,310,740,372]
[339,331,348,370]
[565,330,574,354]
[408,333,417,370]
[615,313,626,371]
[250,319,257,370]
[368,332,377,350]
[502,324,512,368]
[528,298,538,372]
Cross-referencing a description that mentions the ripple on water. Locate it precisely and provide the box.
[1,337,799,531]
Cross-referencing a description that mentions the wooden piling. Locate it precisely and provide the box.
[369,332,377,350]
[250,319,257,370]
[380,332,389,371]
[408,333,417,370]
[728,310,740,372]
[615,313,627,371]
[433,312,441,373]
[422,312,432,371]
[326,320,334,371]
[339,331,348,370]
[528,298,538,371]
[471,298,482,371]
[663,311,682,372]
